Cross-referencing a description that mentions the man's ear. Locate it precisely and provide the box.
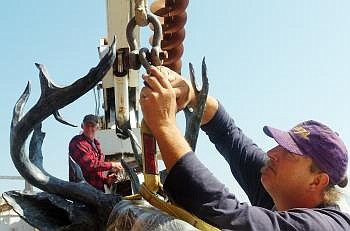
[81,123,84,129]
[309,173,329,191]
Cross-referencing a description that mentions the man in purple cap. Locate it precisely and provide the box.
[140,66,350,230]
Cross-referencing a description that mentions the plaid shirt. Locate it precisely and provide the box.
[69,134,112,191]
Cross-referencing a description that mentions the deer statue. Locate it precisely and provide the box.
[2,37,210,231]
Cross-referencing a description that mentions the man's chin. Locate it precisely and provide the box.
[260,169,273,188]
[260,165,269,175]
[260,175,271,192]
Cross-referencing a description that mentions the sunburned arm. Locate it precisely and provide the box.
[201,96,219,125]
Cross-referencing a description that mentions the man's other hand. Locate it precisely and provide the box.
[111,162,123,172]
[144,66,195,111]
[106,173,117,185]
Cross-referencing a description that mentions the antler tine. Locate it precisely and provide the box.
[53,110,77,127]
[10,36,120,225]
[11,81,30,129]
[201,57,209,93]
[35,63,78,127]
[127,129,143,169]
[188,62,198,92]
[30,36,117,116]
[187,57,208,94]
[184,58,209,151]
[120,159,141,193]
[69,156,86,183]
[29,123,45,171]
[35,63,61,96]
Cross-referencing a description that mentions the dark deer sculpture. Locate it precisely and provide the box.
[2,37,209,231]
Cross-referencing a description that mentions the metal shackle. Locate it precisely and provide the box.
[126,13,163,67]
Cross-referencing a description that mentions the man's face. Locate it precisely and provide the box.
[82,122,98,139]
[261,145,316,202]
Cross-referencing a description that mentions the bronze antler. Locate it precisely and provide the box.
[184,58,209,151]
[9,37,120,226]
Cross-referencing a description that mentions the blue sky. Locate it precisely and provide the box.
[1,1,350,202]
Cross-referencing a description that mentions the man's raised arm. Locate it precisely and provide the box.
[199,96,271,207]
[169,66,272,206]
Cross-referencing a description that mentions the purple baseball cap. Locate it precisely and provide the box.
[263,120,348,186]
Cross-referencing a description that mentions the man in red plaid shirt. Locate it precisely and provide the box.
[69,114,123,192]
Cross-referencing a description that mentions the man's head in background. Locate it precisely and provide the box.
[261,120,348,211]
[81,114,99,140]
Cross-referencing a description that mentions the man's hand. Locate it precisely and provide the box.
[111,162,123,172]
[144,66,195,111]
[140,66,192,170]
[140,66,178,135]
[166,68,196,110]
[106,173,117,185]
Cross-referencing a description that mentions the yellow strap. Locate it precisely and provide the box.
[123,194,143,200]
[139,184,220,231]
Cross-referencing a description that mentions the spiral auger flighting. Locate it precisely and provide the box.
[150,0,189,74]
